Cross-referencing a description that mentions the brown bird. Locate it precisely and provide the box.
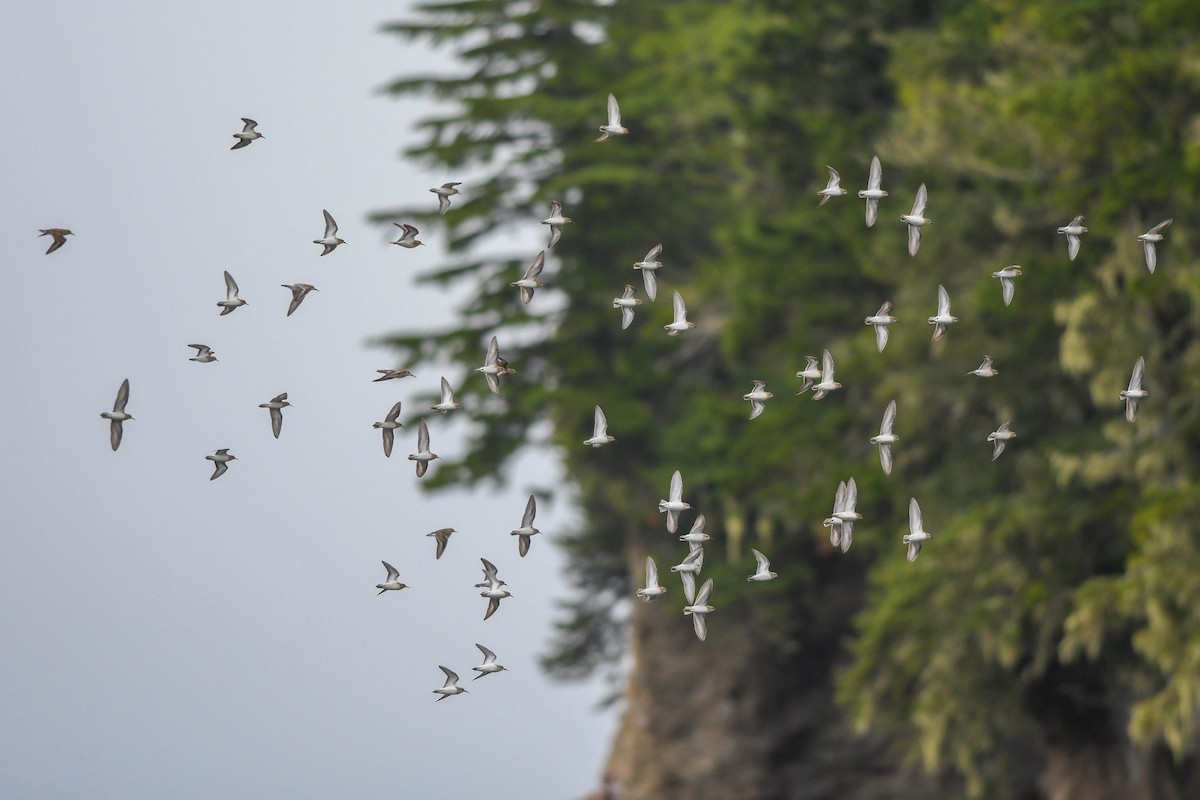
[39,229,73,254]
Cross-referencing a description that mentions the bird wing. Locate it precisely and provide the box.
[907,541,922,563]
[114,378,130,412]
[874,323,889,352]
[643,243,662,262]
[672,291,687,323]
[641,268,658,302]
[1067,233,1080,261]
[907,223,921,256]
[484,336,499,367]
[911,183,927,216]
[382,561,400,582]
[110,420,124,451]
[520,494,537,528]
[484,596,500,620]
[1001,277,1015,306]
[188,344,210,356]
[825,165,841,190]
[688,514,706,537]
[692,613,708,642]
[669,469,683,502]
[439,666,459,685]
[476,644,497,663]
[909,497,922,536]
[868,155,882,189]
[680,570,696,604]
[440,377,454,404]
[821,349,835,382]
[620,305,634,330]
[645,556,658,586]
[484,372,500,394]
[1143,241,1157,274]
[322,209,337,238]
[1129,356,1145,391]
[437,194,451,215]
[881,400,896,435]
[751,549,770,573]
[547,225,561,248]
[382,427,394,458]
[386,401,402,423]
[211,461,228,480]
[593,406,607,437]
[937,284,951,316]
[846,477,858,511]
[241,118,257,131]
[548,201,562,218]
[269,407,283,439]
[879,443,892,476]
[607,93,621,126]
[749,399,764,420]
[992,439,1006,460]
[417,420,430,452]
[224,270,239,300]
[518,534,531,557]
[865,197,879,228]
[524,250,545,280]
[695,578,713,605]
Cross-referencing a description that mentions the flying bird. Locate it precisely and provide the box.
[613,284,644,329]
[870,400,899,476]
[967,355,997,378]
[664,291,695,335]
[375,561,408,595]
[743,381,773,420]
[1138,218,1172,274]
[188,344,217,363]
[670,547,704,605]
[903,497,933,563]
[431,377,463,414]
[857,156,888,227]
[540,202,571,248]
[430,182,462,215]
[479,561,512,620]
[282,283,318,317]
[230,117,263,149]
[658,470,691,533]
[206,448,237,480]
[1120,356,1148,422]
[427,528,455,560]
[637,556,667,602]
[258,392,291,439]
[900,182,931,256]
[391,223,424,249]
[372,402,404,457]
[812,349,842,400]
[795,356,821,395]
[313,209,346,255]
[679,514,711,546]
[865,301,897,353]
[682,577,715,641]
[38,228,73,254]
[633,244,663,301]
[475,336,515,394]
[374,369,414,382]
[595,93,628,141]
[817,166,848,206]
[991,266,1022,307]
[511,494,540,557]
[928,284,958,342]
[408,420,438,478]
[100,378,133,451]
[217,271,247,315]
[583,405,615,447]
[823,478,862,553]
[987,420,1018,460]
[512,250,546,304]
[472,644,507,679]
[748,549,778,582]
[433,666,467,701]
[1057,215,1087,261]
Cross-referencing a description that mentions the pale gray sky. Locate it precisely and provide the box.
[0,2,616,797]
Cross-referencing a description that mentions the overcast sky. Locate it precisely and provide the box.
[0,2,616,797]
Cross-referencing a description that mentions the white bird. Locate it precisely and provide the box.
[512,250,546,304]
[313,209,346,256]
[991,266,1022,307]
[1120,356,1148,422]
[817,165,848,206]
[230,117,263,150]
[282,283,318,317]
[217,270,247,315]
[900,182,931,256]
[475,335,515,394]
[658,470,691,534]
[427,527,455,560]
[375,560,408,595]
[967,356,997,378]
[857,155,888,227]
[430,182,462,215]
[903,497,933,563]
[431,377,463,414]
[864,301,896,353]
[747,549,777,582]
[823,478,862,553]
[870,400,899,476]
[258,392,291,439]
[928,284,958,342]
[480,564,512,621]
[511,494,540,557]
[743,381,773,420]
[811,349,842,400]
[472,644,507,679]
[595,93,628,142]
[679,514,711,546]
[1138,218,1172,274]
[671,547,704,605]
[583,405,615,447]
[795,355,822,395]
[476,557,506,590]
[540,203,571,248]
[987,420,1018,461]
[682,577,715,641]
[433,666,467,701]
[1057,215,1087,261]
[633,244,663,302]
[613,283,644,329]
[664,290,695,335]
[206,448,237,480]
[372,401,404,457]
[391,223,424,249]
[100,378,133,451]
[408,420,438,478]
[188,344,217,363]
[636,556,667,603]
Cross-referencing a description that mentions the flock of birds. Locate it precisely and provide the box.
[80,91,1172,694]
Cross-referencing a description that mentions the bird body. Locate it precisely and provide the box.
[870,400,898,475]
[375,561,408,594]
[987,420,1018,460]
[100,378,133,451]
[430,182,461,215]
[811,349,841,400]
[373,401,404,457]
[865,301,896,352]
[426,528,455,560]
[230,117,263,149]
[472,644,507,679]
[658,470,691,533]
[637,556,667,602]
[510,494,540,557]
[258,392,291,439]
[217,271,247,315]
[583,405,615,447]
[408,420,438,477]
[313,209,346,255]
[817,165,848,206]
[682,578,715,641]
[431,377,463,414]
[857,156,888,227]
[1120,356,1148,422]
[664,291,694,335]
[795,355,821,395]
[968,356,997,378]
[903,497,933,562]
[282,283,318,317]
[743,381,773,420]
[900,183,931,256]
[595,93,628,141]
[433,666,467,700]
[928,284,958,342]
[391,223,423,248]
[1138,218,1172,274]
[748,549,777,582]
[512,250,546,304]
[540,203,571,248]
[991,266,1021,307]
[206,448,237,480]
[1057,215,1087,261]
[613,283,644,329]
[633,244,663,301]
